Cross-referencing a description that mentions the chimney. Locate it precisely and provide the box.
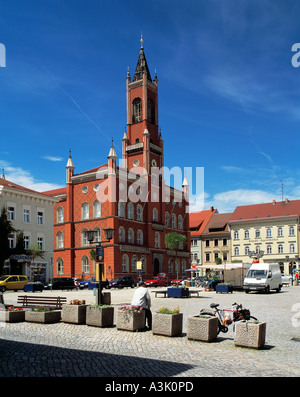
[210,206,214,212]
[285,198,289,203]
[272,200,276,205]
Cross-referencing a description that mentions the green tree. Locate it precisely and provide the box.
[165,232,187,285]
[0,207,15,274]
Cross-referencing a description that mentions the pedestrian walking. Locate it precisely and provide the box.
[131,281,152,330]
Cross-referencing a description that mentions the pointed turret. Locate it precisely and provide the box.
[132,35,152,82]
[66,149,75,184]
[108,139,117,174]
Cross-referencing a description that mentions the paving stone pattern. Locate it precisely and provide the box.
[1,286,300,377]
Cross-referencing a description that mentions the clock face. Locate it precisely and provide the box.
[151,159,157,167]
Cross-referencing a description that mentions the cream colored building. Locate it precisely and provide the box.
[229,199,300,275]
[0,174,59,282]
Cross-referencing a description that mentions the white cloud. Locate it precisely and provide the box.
[0,161,63,192]
[42,155,63,162]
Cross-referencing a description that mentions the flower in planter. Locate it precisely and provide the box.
[0,306,23,312]
[33,306,52,312]
[118,305,143,313]
[156,306,180,315]
[69,299,86,305]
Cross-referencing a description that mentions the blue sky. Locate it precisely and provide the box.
[1,0,300,213]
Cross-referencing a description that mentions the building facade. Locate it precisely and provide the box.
[229,199,300,274]
[45,42,190,281]
[201,212,232,267]
[0,174,58,282]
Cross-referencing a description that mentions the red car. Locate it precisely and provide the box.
[171,277,188,285]
[144,275,168,287]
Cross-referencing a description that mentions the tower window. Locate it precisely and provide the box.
[147,98,154,124]
[132,98,142,123]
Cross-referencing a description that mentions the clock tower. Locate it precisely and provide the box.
[122,37,164,175]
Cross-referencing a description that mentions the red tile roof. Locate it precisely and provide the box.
[43,187,67,197]
[189,208,217,236]
[229,199,300,222]
[0,177,49,196]
[202,212,233,236]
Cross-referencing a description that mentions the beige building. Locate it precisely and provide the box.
[229,199,300,275]
[0,174,58,282]
[201,212,232,268]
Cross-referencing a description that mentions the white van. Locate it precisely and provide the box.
[243,263,282,293]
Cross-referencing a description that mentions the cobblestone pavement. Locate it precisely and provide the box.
[1,286,300,378]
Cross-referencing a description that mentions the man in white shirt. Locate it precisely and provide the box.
[131,281,152,330]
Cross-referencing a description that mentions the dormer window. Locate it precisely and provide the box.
[132,98,142,123]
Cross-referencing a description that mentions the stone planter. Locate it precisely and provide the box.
[25,310,61,324]
[152,313,183,337]
[187,315,218,342]
[86,306,114,327]
[62,304,87,324]
[234,321,266,349]
[0,310,25,323]
[167,287,189,298]
[116,309,145,331]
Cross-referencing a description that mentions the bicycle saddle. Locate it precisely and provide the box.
[210,303,219,308]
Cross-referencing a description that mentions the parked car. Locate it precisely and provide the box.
[0,275,28,292]
[281,274,292,285]
[24,281,44,292]
[45,277,76,290]
[171,276,188,285]
[79,277,110,289]
[144,275,168,287]
[109,276,135,288]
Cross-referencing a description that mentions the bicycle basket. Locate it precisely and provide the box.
[240,309,251,320]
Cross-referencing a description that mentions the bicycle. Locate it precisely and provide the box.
[200,302,258,334]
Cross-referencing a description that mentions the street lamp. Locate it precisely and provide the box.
[248,250,264,261]
[86,227,115,304]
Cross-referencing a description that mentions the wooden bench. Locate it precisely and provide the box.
[17,295,67,309]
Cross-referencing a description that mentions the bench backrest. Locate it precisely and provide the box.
[17,295,67,308]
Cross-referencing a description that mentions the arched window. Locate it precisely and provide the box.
[152,207,158,222]
[278,227,283,237]
[155,232,160,248]
[245,246,250,255]
[81,229,89,246]
[119,226,125,243]
[140,255,146,273]
[118,201,125,218]
[182,259,187,273]
[93,228,101,243]
[131,255,137,272]
[290,243,295,253]
[178,215,183,230]
[132,97,142,123]
[172,213,176,229]
[93,201,101,218]
[234,230,239,240]
[81,256,89,273]
[168,258,173,274]
[128,228,134,244]
[147,98,155,123]
[128,202,134,220]
[57,207,64,223]
[267,245,272,254]
[57,257,63,274]
[289,226,295,236]
[165,211,169,227]
[244,230,249,239]
[122,254,129,273]
[81,202,89,220]
[234,246,239,256]
[136,204,143,221]
[56,232,64,249]
[137,229,143,245]
[278,244,283,254]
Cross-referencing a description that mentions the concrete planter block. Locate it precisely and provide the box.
[0,310,25,323]
[116,310,145,331]
[234,321,266,349]
[25,310,61,324]
[187,315,218,342]
[101,292,111,305]
[86,306,114,327]
[152,313,183,337]
[62,304,87,324]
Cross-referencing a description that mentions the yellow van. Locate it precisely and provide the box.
[0,275,28,292]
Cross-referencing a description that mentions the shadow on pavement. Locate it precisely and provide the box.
[0,338,195,377]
